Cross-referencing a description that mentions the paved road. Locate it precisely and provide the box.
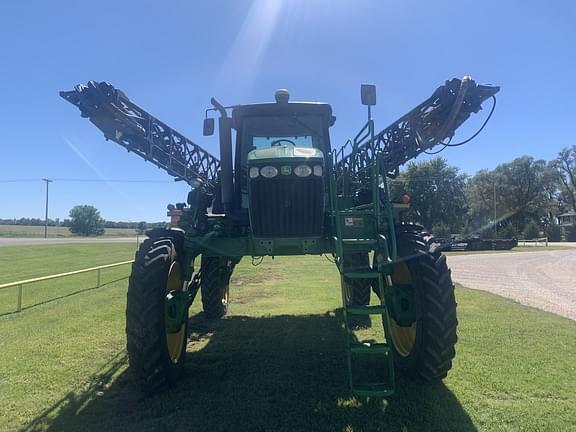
[448,249,576,320]
[0,237,140,247]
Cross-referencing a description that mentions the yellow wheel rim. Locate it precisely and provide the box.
[221,284,229,309]
[166,261,186,363]
[389,319,417,357]
[388,261,417,357]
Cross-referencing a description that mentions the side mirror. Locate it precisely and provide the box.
[203,118,215,136]
[361,84,376,106]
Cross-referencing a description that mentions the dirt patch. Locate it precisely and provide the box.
[230,271,285,286]
[231,274,268,285]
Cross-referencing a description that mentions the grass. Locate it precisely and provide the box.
[0,225,138,238]
[0,246,575,431]
[0,244,137,316]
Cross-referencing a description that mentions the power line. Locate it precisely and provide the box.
[52,178,174,183]
[0,178,174,184]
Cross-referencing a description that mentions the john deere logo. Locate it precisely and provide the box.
[281,166,291,175]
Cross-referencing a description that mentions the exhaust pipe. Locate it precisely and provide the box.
[211,98,233,213]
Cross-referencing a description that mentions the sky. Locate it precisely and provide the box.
[0,0,575,222]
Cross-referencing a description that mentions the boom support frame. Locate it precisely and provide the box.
[60,81,220,190]
[335,77,499,182]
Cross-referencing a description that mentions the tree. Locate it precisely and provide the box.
[390,157,468,233]
[465,169,498,233]
[552,146,576,213]
[522,221,540,239]
[431,222,452,238]
[545,223,562,242]
[566,225,576,242]
[466,156,553,236]
[68,205,105,236]
[136,221,147,235]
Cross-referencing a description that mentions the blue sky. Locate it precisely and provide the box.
[0,0,575,221]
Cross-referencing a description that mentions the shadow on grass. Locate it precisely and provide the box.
[21,311,476,432]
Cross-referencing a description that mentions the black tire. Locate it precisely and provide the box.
[200,256,239,319]
[387,223,458,381]
[126,237,188,392]
[342,252,371,305]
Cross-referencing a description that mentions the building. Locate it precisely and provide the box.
[558,210,576,227]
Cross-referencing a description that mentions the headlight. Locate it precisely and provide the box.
[249,167,260,178]
[260,166,278,178]
[313,165,323,177]
[294,165,312,177]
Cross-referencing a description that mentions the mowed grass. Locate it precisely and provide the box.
[0,246,574,431]
[0,225,138,238]
[0,244,137,316]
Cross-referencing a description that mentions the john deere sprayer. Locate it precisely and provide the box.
[61,77,498,397]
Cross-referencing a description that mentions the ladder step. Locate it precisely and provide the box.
[346,305,386,315]
[342,239,375,245]
[352,383,394,397]
[350,342,391,355]
[337,210,374,216]
[343,270,380,279]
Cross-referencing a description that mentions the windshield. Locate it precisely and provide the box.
[242,114,324,153]
[237,114,326,207]
[253,136,313,149]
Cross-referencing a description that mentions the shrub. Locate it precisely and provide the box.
[545,224,562,242]
[565,225,576,242]
[522,222,540,240]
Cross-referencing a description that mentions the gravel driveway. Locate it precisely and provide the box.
[448,250,576,321]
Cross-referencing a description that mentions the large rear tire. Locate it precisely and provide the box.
[200,256,239,319]
[387,224,458,380]
[126,237,188,392]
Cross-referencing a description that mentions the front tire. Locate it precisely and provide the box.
[200,256,239,319]
[387,224,458,380]
[126,238,188,392]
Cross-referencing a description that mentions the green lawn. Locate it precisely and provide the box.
[0,225,138,238]
[0,245,575,432]
[0,244,136,316]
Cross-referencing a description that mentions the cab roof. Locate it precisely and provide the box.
[232,102,334,128]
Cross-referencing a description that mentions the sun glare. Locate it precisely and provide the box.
[217,0,289,93]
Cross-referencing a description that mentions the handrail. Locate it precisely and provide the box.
[0,260,133,314]
[0,260,133,290]
[518,237,548,247]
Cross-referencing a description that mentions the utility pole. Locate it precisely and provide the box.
[493,181,497,237]
[42,178,53,239]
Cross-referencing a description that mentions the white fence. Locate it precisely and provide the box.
[517,237,548,247]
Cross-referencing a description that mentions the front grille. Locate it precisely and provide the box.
[249,177,324,237]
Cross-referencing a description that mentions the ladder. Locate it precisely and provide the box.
[330,147,397,397]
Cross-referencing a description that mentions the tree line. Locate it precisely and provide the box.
[0,211,165,236]
[0,217,164,230]
[389,145,576,241]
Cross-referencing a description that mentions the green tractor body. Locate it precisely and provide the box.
[183,96,337,262]
[60,78,499,397]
